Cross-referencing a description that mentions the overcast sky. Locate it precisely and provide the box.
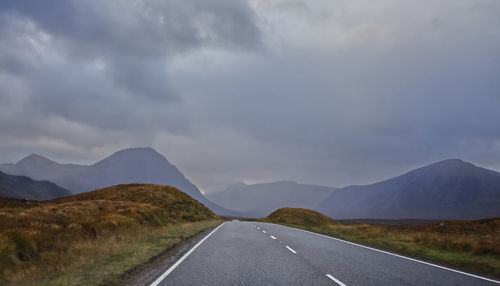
[1,0,499,193]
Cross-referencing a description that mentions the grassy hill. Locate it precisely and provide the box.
[260,208,500,278]
[0,184,222,285]
[259,207,339,228]
[52,183,217,223]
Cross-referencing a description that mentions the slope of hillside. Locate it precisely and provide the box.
[0,147,239,216]
[0,171,71,200]
[208,181,336,217]
[53,184,217,222]
[317,159,500,219]
[0,184,222,285]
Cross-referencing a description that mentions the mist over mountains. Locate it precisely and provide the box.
[0,147,238,216]
[208,181,336,217]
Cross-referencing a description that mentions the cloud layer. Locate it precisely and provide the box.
[1,0,499,192]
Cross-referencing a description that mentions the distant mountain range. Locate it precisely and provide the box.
[208,159,500,219]
[0,147,239,216]
[317,159,500,220]
[0,170,71,200]
[207,181,336,217]
[2,149,499,219]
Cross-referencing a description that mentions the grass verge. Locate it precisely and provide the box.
[29,220,222,286]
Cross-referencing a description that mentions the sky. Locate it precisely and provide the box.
[0,0,499,193]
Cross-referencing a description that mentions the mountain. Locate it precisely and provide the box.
[316,159,500,220]
[0,154,85,181]
[0,147,239,216]
[53,148,203,196]
[207,181,336,217]
[0,171,71,200]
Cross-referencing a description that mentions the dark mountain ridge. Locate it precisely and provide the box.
[316,159,500,219]
[0,170,71,200]
[208,180,336,217]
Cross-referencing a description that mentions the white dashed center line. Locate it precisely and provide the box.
[252,226,346,284]
[326,274,346,286]
[285,245,297,254]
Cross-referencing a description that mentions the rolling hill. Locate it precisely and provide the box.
[52,183,218,222]
[0,170,71,200]
[207,181,336,217]
[0,147,239,216]
[317,159,500,219]
[0,184,221,285]
[259,207,339,227]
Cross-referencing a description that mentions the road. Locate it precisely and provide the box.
[151,221,499,286]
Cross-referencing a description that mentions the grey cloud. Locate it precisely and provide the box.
[1,0,499,193]
[0,0,262,158]
[167,0,500,190]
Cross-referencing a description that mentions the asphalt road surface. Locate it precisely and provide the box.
[151,221,499,286]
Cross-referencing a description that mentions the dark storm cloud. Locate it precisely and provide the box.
[0,0,262,153]
[0,0,261,57]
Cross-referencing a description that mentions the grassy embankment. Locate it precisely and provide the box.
[260,207,500,279]
[0,184,223,286]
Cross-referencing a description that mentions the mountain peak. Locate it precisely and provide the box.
[91,147,171,170]
[433,158,467,165]
[103,147,165,160]
[114,147,158,155]
[418,158,476,174]
[17,154,54,165]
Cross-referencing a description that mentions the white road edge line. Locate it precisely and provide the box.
[271,223,500,284]
[326,274,346,286]
[149,222,226,286]
[270,235,277,239]
[286,245,297,254]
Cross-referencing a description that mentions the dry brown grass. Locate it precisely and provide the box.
[261,208,500,278]
[0,184,221,285]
